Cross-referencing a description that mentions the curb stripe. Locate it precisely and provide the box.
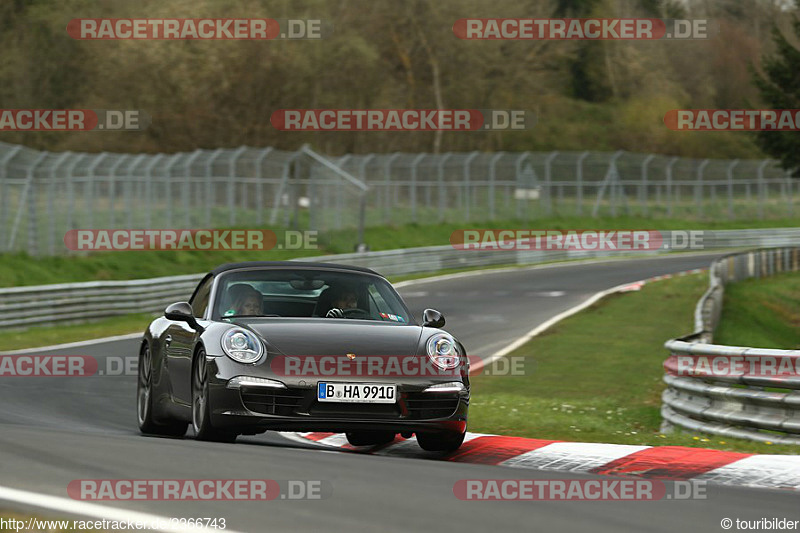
[590,446,750,480]
[447,435,558,465]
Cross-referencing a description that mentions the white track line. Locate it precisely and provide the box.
[0,485,244,533]
[0,333,143,355]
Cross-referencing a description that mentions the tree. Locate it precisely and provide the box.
[752,18,800,176]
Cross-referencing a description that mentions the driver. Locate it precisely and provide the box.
[325,286,359,318]
[223,284,263,316]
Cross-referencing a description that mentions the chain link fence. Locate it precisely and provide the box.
[0,141,795,256]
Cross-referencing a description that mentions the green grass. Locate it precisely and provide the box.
[2,215,799,288]
[0,313,154,352]
[715,271,800,349]
[469,272,800,454]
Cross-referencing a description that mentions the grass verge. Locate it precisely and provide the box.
[1,215,797,288]
[715,271,800,349]
[469,272,800,454]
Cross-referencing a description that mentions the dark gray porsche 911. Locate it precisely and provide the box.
[137,261,470,452]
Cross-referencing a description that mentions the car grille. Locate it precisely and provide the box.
[240,387,305,416]
[308,402,401,419]
[403,392,460,419]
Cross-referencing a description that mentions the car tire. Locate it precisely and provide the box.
[192,347,238,443]
[137,343,187,437]
[416,430,465,452]
[345,431,396,446]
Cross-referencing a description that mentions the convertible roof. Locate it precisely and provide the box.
[210,261,381,277]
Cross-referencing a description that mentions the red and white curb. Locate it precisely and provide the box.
[281,432,800,490]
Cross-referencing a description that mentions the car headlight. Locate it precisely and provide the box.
[221,328,264,364]
[426,333,460,370]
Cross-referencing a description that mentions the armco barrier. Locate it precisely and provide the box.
[1,227,799,330]
[662,247,800,444]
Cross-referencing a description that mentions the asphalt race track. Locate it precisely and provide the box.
[1,253,798,532]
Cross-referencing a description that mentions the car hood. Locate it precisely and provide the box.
[241,319,424,357]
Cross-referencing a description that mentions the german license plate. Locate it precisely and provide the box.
[317,382,396,404]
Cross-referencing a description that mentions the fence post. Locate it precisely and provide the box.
[666,157,677,217]
[163,154,182,228]
[47,152,73,256]
[357,154,375,227]
[576,151,589,216]
[463,151,479,221]
[726,159,739,220]
[254,147,273,226]
[228,146,247,227]
[182,150,203,228]
[786,169,794,217]
[9,151,47,253]
[62,153,85,240]
[437,153,452,223]
[757,159,769,219]
[544,152,558,215]
[269,151,300,226]
[202,149,224,227]
[0,146,23,251]
[383,153,401,224]
[144,154,164,228]
[695,159,709,218]
[125,154,146,229]
[640,154,654,216]
[107,155,129,228]
[86,153,108,230]
[410,153,426,223]
[514,152,530,219]
[488,152,504,220]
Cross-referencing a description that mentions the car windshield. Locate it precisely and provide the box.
[213,268,413,324]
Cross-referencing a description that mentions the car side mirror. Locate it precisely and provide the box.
[422,308,445,328]
[165,302,204,332]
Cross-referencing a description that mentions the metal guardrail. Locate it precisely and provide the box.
[662,247,800,444]
[1,227,800,331]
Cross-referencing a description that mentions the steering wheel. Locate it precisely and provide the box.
[340,308,370,319]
